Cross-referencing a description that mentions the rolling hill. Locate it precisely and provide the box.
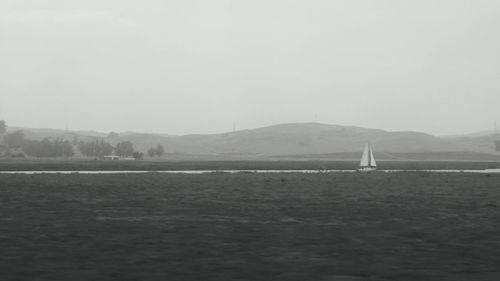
[7,123,500,160]
[442,131,500,152]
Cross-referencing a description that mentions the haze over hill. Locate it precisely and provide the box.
[7,123,500,160]
[443,131,500,153]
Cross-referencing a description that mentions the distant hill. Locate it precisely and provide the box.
[443,131,500,152]
[174,123,480,156]
[7,123,500,160]
[442,130,500,139]
[7,126,106,141]
[274,151,500,161]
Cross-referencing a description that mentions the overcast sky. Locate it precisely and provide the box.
[1,0,499,136]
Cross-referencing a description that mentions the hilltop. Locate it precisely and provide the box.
[7,123,500,160]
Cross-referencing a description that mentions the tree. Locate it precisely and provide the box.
[94,140,113,157]
[147,147,156,158]
[39,138,54,157]
[77,141,92,157]
[22,138,74,158]
[133,152,144,160]
[156,144,164,158]
[108,132,119,138]
[0,120,6,135]
[77,140,113,158]
[3,130,24,148]
[62,140,75,157]
[115,141,134,157]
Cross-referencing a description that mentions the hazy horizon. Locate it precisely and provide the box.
[6,121,500,138]
[2,0,500,136]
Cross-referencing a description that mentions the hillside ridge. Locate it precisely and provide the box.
[7,123,500,159]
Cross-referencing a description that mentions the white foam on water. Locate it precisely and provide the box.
[0,170,354,174]
[384,169,500,174]
[0,169,500,174]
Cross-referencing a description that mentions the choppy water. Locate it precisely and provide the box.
[1,169,500,174]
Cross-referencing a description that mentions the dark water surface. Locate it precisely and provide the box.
[0,172,499,281]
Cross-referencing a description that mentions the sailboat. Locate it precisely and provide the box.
[358,144,377,171]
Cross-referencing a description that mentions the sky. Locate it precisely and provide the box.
[1,0,499,136]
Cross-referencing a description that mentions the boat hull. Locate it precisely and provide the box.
[358,167,377,172]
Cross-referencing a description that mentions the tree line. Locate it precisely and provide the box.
[1,130,74,158]
[2,131,141,158]
[0,120,169,159]
[23,138,75,158]
[77,140,113,157]
[0,120,166,159]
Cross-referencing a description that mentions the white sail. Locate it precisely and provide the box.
[359,144,376,169]
[369,145,377,167]
[360,144,370,167]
